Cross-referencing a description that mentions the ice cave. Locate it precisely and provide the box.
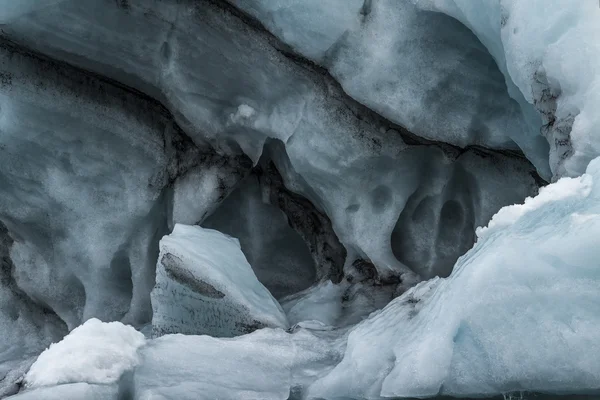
[0,0,600,399]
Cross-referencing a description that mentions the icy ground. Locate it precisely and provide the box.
[1,0,600,399]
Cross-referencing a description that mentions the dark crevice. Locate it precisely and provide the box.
[254,156,346,284]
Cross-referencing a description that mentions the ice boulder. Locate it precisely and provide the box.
[310,157,600,398]
[24,318,145,389]
[133,328,342,400]
[150,225,289,337]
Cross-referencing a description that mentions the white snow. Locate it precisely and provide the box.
[230,104,256,122]
[150,224,288,337]
[24,318,145,388]
[310,157,600,399]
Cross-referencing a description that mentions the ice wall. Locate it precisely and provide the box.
[231,0,550,178]
[0,0,542,281]
[413,0,600,179]
[310,157,600,399]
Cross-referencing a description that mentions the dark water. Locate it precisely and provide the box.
[299,394,600,400]
[400,395,600,400]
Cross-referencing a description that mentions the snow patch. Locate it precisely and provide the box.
[24,319,145,388]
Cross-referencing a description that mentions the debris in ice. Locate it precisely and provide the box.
[150,224,289,337]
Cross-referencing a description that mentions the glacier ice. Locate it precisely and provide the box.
[0,0,542,281]
[150,224,288,337]
[231,0,550,177]
[170,155,251,230]
[0,37,209,330]
[134,327,342,400]
[309,157,600,399]
[0,0,599,399]
[413,0,600,179]
[24,318,145,388]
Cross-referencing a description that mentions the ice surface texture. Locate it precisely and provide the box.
[413,0,600,179]
[309,157,600,399]
[0,0,540,290]
[151,225,288,337]
[0,0,599,399]
[135,328,341,400]
[24,318,144,388]
[232,0,550,177]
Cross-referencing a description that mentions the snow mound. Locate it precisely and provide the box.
[150,224,288,337]
[24,319,145,388]
[310,157,600,398]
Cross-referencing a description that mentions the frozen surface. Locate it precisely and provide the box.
[231,0,549,177]
[270,139,538,280]
[0,0,541,281]
[230,0,364,62]
[25,318,145,388]
[3,1,598,398]
[281,276,398,329]
[413,0,600,179]
[0,38,200,330]
[310,157,600,399]
[0,224,66,397]
[150,225,288,337]
[134,328,342,400]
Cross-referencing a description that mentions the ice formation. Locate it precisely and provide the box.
[309,158,600,399]
[0,0,540,283]
[134,327,341,400]
[0,0,599,399]
[150,225,288,337]
[24,318,145,388]
[412,0,600,179]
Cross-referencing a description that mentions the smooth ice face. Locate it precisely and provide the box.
[24,318,145,388]
[0,22,252,338]
[0,223,67,397]
[310,157,600,399]
[0,41,180,330]
[134,328,342,400]
[150,225,288,337]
